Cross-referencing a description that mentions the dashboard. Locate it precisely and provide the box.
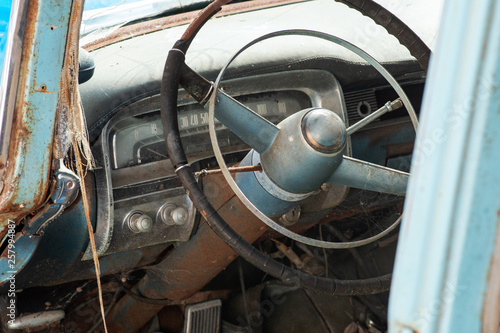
[83,69,352,258]
[11,0,422,286]
[81,62,422,260]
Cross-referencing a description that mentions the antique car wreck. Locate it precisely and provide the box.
[0,0,499,332]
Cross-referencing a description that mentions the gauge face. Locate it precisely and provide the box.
[110,90,311,169]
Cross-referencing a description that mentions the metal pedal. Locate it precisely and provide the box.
[183,299,222,333]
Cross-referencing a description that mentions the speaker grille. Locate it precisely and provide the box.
[344,89,379,125]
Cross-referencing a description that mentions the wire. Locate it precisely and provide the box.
[319,225,329,277]
[86,288,122,333]
[114,276,175,306]
[238,259,253,333]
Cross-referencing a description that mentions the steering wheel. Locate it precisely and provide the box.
[208,29,417,249]
[161,0,430,295]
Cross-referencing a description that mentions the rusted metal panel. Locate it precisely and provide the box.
[0,0,29,191]
[0,0,80,240]
[144,195,267,301]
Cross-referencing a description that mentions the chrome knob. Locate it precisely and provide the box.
[171,207,188,225]
[126,212,153,233]
[159,204,188,226]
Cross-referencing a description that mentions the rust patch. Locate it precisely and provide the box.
[481,213,500,332]
[146,178,268,301]
[0,0,43,239]
[33,84,52,93]
[166,289,233,306]
[157,306,184,333]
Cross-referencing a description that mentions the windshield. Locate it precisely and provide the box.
[81,0,210,45]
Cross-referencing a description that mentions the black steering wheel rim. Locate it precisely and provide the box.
[161,0,430,295]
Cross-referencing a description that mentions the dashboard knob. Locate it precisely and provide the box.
[171,207,188,225]
[126,212,153,233]
[159,204,188,226]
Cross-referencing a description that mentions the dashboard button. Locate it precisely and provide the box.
[159,204,188,226]
[126,212,153,233]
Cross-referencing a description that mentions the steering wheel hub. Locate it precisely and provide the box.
[258,108,345,195]
[301,108,347,154]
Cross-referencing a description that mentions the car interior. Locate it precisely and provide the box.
[0,0,438,332]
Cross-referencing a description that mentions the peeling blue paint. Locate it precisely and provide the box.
[389,0,500,332]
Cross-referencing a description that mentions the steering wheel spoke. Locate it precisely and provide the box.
[327,156,409,196]
[211,91,279,154]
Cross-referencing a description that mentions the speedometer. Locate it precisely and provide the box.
[110,90,311,169]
